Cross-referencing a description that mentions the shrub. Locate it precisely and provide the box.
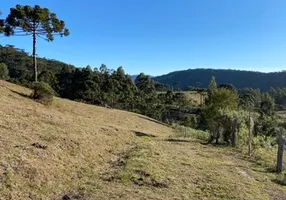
[254,116,279,137]
[0,63,9,80]
[172,124,209,141]
[32,81,54,105]
[202,88,239,130]
[182,114,197,129]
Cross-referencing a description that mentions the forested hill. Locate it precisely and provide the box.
[0,45,76,81]
[3,44,286,92]
[153,68,286,91]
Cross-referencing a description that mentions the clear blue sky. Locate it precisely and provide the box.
[1,0,286,76]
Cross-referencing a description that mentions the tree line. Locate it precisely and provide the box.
[0,44,192,122]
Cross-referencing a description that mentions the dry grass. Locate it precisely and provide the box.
[0,80,285,200]
[157,91,207,105]
[181,91,207,105]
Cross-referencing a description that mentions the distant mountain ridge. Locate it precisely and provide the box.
[2,45,285,91]
[131,74,153,81]
[153,68,286,91]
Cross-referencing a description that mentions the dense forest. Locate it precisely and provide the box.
[0,45,189,122]
[154,68,286,91]
[2,44,286,115]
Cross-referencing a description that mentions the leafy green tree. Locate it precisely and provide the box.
[239,90,256,113]
[207,76,217,96]
[260,93,275,117]
[173,93,190,107]
[206,88,238,110]
[155,82,171,91]
[3,4,69,82]
[72,66,96,102]
[38,70,58,91]
[111,67,137,108]
[239,88,261,108]
[182,114,197,129]
[0,63,9,80]
[268,87,286,109]
[218,83,237,93]
[135,73,155,94]
[0,45,32,81]
[32,81,54,105]
[57,66,74,99]
[165,90,174,104]
[203,88,239,130]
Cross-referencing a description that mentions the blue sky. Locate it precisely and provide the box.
[1,0,286,76]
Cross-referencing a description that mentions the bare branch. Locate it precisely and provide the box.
[9,33,33,36]
[36,34,48,40]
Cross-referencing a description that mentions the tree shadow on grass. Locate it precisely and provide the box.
[272,176,286,186]
[137,115,171,127]
[200,141,230,148]
[134,131,156,138]
[166,138,212,145]
[9,89,32,99]
[252,166,277,173]
[166,138,193,143]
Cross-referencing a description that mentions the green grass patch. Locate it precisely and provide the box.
[171,123,209,141]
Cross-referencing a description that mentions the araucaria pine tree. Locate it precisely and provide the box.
[3,5,69,82]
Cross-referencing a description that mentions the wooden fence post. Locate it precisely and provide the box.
[277,128,285,173]
[184,127,187,138]
[231,117,238,147]
[248,113,254,157]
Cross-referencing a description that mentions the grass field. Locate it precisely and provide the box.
[180,91,207,105]
[157,91,207,105]
[0,80,285,200]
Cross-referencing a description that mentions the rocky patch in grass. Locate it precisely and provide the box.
[31,142,47,149]
[132,170,168,188]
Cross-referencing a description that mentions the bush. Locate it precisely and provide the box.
[202,88,239,130]
[254,116,279,137]
[32,81,54,105]
[0,63,9,80]
[182,114,197,129]
[172,124,209,141]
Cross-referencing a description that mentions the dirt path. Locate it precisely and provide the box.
[221,152,286,200]
[95,134,286,199]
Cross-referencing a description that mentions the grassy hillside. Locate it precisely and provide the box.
[154,68,286,91]
[0,81,285,200]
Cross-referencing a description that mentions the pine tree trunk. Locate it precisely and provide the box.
[33,30,37,82]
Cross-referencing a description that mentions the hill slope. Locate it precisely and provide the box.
[154,68,286,91]
[0,81,285,199]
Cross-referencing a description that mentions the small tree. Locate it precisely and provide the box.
[260,93,275,117]
[38,70,58,91]
[239,92,255,156]
[3,4,69,82]
[207,76,217,96]
[0,63,9,80]
[32,81,54,105]
[202,88,239,142]
[218,83,237,93]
